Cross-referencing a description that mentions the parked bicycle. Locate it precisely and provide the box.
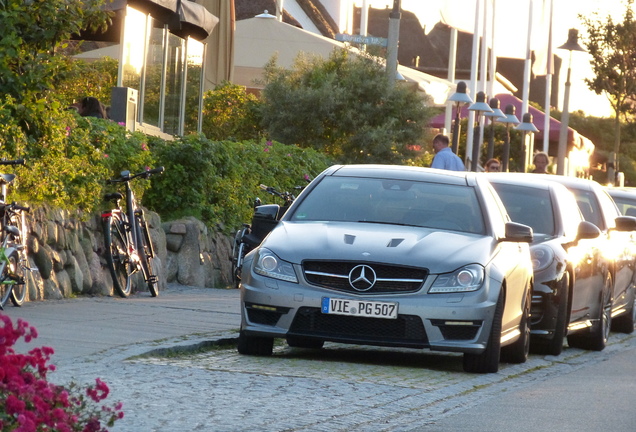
[102,167,164,298]
[231,184,302,288]
[0,158,30,310]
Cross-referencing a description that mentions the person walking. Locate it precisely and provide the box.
[431,134,465,171]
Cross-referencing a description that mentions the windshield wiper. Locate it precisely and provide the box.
[357,220,418,227]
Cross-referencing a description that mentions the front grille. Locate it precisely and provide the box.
[303,261,427,294]
[531,294,544,325]
[288,307,428,348]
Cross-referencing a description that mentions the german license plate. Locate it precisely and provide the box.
[321,297,398,319]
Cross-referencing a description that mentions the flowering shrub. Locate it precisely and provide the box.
[0,314,124,431]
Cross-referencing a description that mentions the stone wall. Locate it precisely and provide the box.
[22,204,234,302]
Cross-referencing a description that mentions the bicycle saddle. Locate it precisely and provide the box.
[104,192,123,201]
[0,174,16,184]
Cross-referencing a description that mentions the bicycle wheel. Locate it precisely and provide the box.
[136,216,158,297]
[103,214,133,297]
[10,248,27,306]
[0,250,21,308]
[231,227,247,288]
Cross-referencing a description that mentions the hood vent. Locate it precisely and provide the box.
[387,238,404,248]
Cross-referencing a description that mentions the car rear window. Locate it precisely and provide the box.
[491,183,555,235]
[289,176,485,234]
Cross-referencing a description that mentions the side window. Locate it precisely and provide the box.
[482,182,507,238]
[571,189,604,230]
[597,189,619,230]
[554,187,583,238]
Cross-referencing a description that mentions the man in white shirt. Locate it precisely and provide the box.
[431,134,465,171]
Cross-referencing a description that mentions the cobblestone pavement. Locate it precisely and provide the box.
[49,325,635,431]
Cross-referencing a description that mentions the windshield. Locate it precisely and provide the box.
[289,176,485,234]
[491,183,555,235]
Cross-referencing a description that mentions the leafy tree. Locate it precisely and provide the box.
[580,0,636,181]
[258,49,435,164]
[201,81,263,141]
[55,56,119,107]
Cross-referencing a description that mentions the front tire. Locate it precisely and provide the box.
[237,331,274,356]
[137,220,158,297]
[9,250,27,306]
[611,287,635,334]
[533,272,570,356]
[568,272,612,351]
[0,251,23,308]
[103,215,133,298]
[501,285,531,363]
[463,289,503,373]
[287,336,324,349]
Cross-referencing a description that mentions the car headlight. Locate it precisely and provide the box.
[253,248,298,283]
[530,244,554,272]
[428,264,485,293]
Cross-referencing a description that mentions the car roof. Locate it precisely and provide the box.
[605,187,636,199]
[529,174,598,192]
[484,172,560,191]
[325,165,479,186]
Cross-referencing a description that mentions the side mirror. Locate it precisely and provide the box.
[502,222,533,243]
[250,204,281,242]
[576,220,602,240]
[615,215,636,232]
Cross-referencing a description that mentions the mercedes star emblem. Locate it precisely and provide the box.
[349,265,377,291]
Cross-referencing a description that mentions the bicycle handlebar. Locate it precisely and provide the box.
[0,159,25,166]
[107,166,165,184]
[259,184,296,204]
[11,202,30,213]
[1,202,30,213]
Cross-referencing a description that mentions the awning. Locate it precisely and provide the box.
[171,0,219,42]
[73,0,218,42]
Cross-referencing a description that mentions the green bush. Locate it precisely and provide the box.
[144,136,333,233]
[201,81,264,141]
[0,94,155,213]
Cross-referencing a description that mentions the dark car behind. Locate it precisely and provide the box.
[488,173,608,354]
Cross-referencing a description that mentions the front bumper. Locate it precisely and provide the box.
[240,264,501,355]
[529,266,566,338]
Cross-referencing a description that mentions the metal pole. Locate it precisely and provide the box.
[487,121,495,161]
[451,102,461,154]
[502,125,511,172]
[471,120,481,172]
[557,53,572,176]
[386,0,401,85]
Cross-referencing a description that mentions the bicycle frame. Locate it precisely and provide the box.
[102,167,163,297]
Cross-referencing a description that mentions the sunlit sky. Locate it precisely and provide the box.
[354,0,628,118]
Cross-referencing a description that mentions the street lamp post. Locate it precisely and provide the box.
[516,113,539,172]
[386,0,401,85]
[467,91,493,171]
[557,28,586,176]
[499,104,520,172]
[484,97,505,161]
[446,81,473,155]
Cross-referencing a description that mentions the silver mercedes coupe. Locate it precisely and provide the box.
[238,165,534,373]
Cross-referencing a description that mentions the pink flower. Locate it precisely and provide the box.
[264,148,270,152]
[266,141,273,146]
[287,153,291,157]
[141,142,148,151]
[65,126,71,136]
[118,122,125,126]
[103,154,109,158]
[304,174,310,181]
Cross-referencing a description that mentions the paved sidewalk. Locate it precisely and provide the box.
[3,283,241,362]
